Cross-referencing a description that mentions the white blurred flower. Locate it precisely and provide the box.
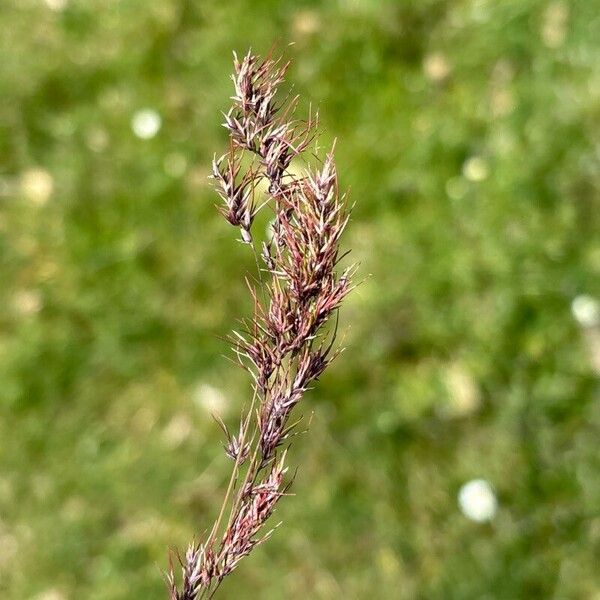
[444,363,480,418]
[542,1,568,49]
[13,289,43,316]
[462,157,489,182]
[20,168,54,205]
[34,590,66,600]
[292,10,320,36]
[44,0,68,11]
[193,382,228,417]
[423,53,451,83]
[571,295,600,328]
[131,109,162,139]
[458,479,498,522]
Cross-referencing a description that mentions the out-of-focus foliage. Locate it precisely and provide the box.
[1,1,599,598]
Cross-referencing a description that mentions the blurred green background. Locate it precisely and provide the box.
[1,1,600,598]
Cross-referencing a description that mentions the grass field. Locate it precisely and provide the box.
[1,1,599,598]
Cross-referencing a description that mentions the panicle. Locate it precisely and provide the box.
[170,49,354,599]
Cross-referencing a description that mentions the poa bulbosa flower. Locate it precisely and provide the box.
[168,49,355,599]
